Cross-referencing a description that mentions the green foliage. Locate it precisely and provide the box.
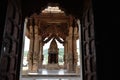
[24,48,64,55]
[43,49,48,55]
[43,48,64,56]
[58,48,64,56]
[24,51,28,57]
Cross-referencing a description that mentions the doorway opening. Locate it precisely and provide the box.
[42,38,65,65]
[20,4,82,80]
[0,0,97,80]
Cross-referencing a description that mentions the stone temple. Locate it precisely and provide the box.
[0,0,100,80]
[25,6,80,73]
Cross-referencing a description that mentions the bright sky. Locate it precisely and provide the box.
[24,36,30,51]
[24,36,80,51]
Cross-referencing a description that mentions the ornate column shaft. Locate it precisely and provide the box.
[39,40,43,69]
[67,26,74,72]
[27,18,34,71]
[33,19,40,72]
[73,27,78,71]
[64,41,67,69]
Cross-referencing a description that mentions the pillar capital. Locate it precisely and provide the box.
[69,15,73,26]
[34,18,39,26]
[29,18,33,26]
[34,25,39,35]
[30,25,33,33]
[68,26,73,35]
[74,26,78,35]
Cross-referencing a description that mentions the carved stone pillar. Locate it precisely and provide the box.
[67,26,74,72]
[73,27,79,71]
[39,40,43,69]
[32,19,40,72]
[41,44,44,64]
[64,41,67,69]
[27,18,34,72]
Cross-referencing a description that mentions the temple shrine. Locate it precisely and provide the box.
[25,5,79,73]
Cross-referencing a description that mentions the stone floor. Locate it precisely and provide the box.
[21,69,81,80]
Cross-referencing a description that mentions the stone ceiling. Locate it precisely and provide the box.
[27,9,72,41]
[22,0,83,18]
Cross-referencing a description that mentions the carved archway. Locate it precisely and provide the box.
[25,5,80,72]
[0,0,97,80]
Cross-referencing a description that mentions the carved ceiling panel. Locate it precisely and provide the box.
[27,9,71,41]
[40,21,68,40]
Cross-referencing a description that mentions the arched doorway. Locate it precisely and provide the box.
[21,5,81,75]
[21,5,79,72]
[0,0,97,80]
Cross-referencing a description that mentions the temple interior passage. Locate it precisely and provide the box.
[21,4,80,80]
